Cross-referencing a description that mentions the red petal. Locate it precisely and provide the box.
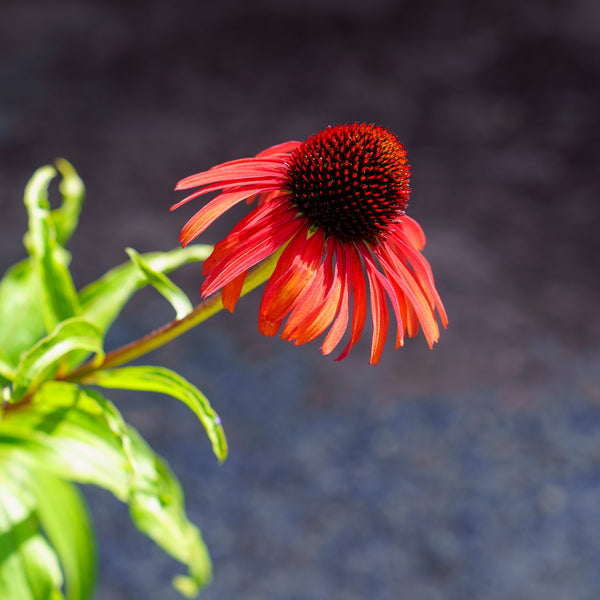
[375,244,440,349]
[363,255,389,365]
[285,241,342,345]
[399,215,426,250]
[255,140,301,157]
[201,217,303,297]
[258,226,323,331]
[280,247,331,341]
[389,229,448,328]
[359,245,405,360]
[221,271,247,312]
[175,160,287,190]
[335,244,367,361]
[321,239,350,355]
[203,197,293,273]
[179,185,283,246]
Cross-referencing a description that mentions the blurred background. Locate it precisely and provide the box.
[1,1,599,598]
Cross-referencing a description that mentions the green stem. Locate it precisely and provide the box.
[64,255,279,382]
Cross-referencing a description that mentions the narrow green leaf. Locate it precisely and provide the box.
[0,468,64,600]
[28,472,96,600]
[1,382,212,595]
[23,165,79,332]
[0,259,46,367]
[78,244,212,338]
[89,365,227,463]
[126,248,193,319]
[128,459,212,598]
[11,318,104,402]
[0,383,134,498]
[51,159,85,247]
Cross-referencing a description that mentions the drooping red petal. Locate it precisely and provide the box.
[258,226,323,336]
[393,287,415,341]
[374,244,440,348]
[280,246,331,341]
[389,228,448,328]
[335,244,368,361]
[284,241,343,346]
[398,215,426,250]
[221,271,247,312]
[201,217,303,298]
[362,255,389,365]
[321,239,350,356]
[359,244,406,359]
[255,140,301,157]
[203,195,293,273]
[179,185,285,246]
[175,159,288,191]
[172,177,286,212]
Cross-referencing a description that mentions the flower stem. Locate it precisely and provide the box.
[64,255,279,382]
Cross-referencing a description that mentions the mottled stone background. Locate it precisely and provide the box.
[1,1,599,599]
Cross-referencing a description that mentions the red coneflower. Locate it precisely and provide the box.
[172,123,447,364]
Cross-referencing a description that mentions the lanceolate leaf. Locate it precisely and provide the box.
[51,159,85,247]
[0,259,46,368]
[0,455,95,600]
[11,318,104,402]
[0,383,136,497]
[0,382,212,595]
[89,365,228,463]
[78,244,212,339]
[0,467,65,600]
[23,165,79,332]
[126,248,194,319]
[30,472,96,600]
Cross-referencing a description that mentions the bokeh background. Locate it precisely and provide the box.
[2,1,600,599]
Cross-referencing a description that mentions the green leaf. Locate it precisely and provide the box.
[0,453,95,600]
[126,248,193,319]
[51,159,85,247]
[89,365,228,463]
[0,465,65,600]
[78,244,212,339]
[0,382,212,595]
[11,318,104,402]
[0,259,46,367]
[23,165,79,332]
[0,383,135,497]
[31,473,96,600]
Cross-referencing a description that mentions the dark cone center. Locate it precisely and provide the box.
[285,123,411,243]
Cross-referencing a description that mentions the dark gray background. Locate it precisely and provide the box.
[2,1,599,599]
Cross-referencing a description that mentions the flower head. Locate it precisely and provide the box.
[172,123,447,364]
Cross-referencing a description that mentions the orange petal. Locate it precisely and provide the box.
[399,215,426,250]
[179,185,284,246]
[286,242,343,345]
[321,239,350,355]
[255,140,301,157]
[335,244,367,361]
[203,196,293,273]
[375,245,440,349]
[175,159,287,190]
[389,231,448,329]
[259,227,323,329]
[201,218,303,297]
[280,243,333,341]
[221,271,247,312]
[363,256,389,365]
[359,244,407,359]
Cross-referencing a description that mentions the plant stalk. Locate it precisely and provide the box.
[63,255,278,382]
